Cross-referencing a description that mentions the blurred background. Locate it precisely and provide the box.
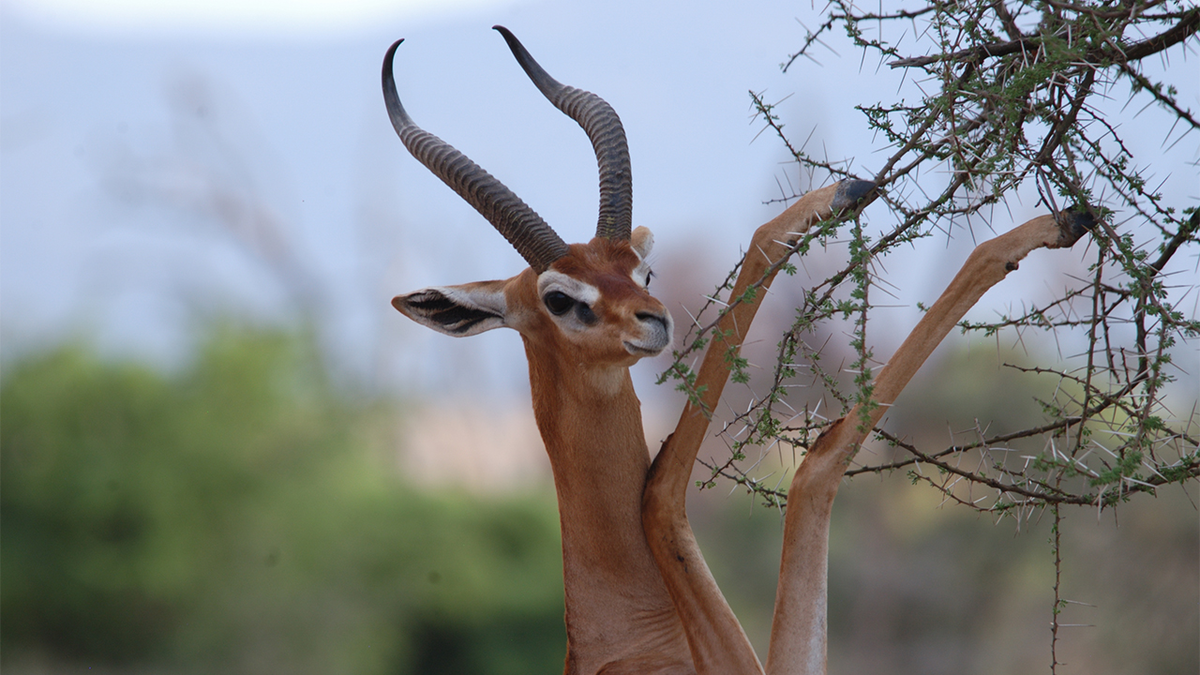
[2,0,1196,673]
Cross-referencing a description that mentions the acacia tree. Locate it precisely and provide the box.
[663,1,1197,668]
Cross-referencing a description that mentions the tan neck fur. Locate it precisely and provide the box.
[522,338,694,674]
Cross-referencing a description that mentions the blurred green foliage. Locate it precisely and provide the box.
[2,324,1193,675]
[1,325,566,674]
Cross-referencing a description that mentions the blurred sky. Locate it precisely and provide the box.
[2,0,1196,402]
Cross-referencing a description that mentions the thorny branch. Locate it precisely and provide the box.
[661,0,1199,520]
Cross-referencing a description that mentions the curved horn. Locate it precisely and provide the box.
[382,39,569,274]
[493,26,633,242]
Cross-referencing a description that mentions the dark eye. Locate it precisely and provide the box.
[645,271,653,288]
[544,290,575,315]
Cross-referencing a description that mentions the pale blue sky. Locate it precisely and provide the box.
[5,0,517,36]
[2,0,1196,402]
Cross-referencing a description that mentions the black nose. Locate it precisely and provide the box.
[636,312,667,330]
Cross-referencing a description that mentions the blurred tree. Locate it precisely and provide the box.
[690,457,1198,674]
[1,325,565,675]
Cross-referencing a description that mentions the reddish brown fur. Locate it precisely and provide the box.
[642,204,1089,675]
[396,176,1087,675]
[398,235,691,674]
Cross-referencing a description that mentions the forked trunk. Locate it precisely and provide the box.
[645,196,1093,675]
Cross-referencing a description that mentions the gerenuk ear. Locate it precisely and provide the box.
[392,279,509,337]
[631,226,655,259]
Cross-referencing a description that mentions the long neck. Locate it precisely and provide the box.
[523,340,692,674]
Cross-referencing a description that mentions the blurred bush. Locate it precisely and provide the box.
[3,324,1193,675]
[1,325,566,675]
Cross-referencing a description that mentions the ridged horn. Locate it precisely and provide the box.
[382,39,570,274]
[493,26,633,242]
